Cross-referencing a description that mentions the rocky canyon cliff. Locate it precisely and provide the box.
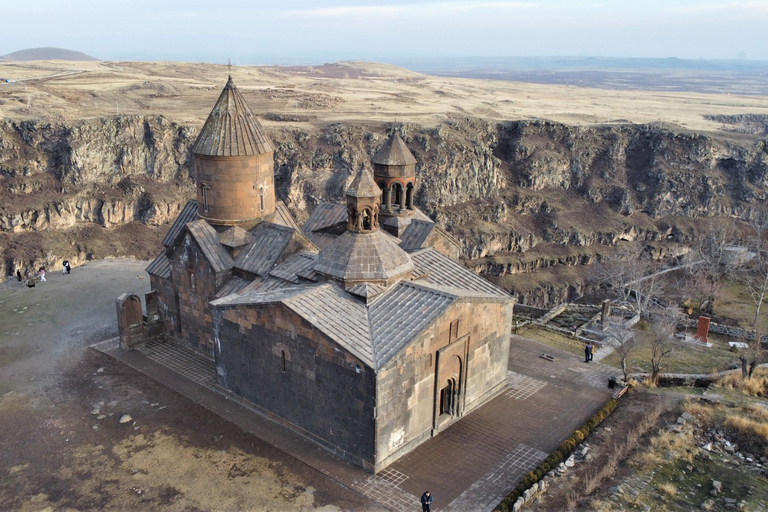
[2,114,766,305]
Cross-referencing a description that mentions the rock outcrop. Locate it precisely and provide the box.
[2,114,766,301]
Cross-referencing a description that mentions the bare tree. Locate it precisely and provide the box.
[687,225,738,316]
[648,308,682,384]
[604,320,639,383]
[591,242,664,316]
[630,271,667,319]
[746,204,768,265]
[746,263,768,327]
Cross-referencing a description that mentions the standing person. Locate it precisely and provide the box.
[420,491,433,512]
[585,342,593,363]
[16,270,22,282]
[65,261,71,274]
[62,260,68,274]
[590,342,596,362]
[39,267,46,282]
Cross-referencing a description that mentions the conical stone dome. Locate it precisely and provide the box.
[372,132,417,167]
[192,77,274,157]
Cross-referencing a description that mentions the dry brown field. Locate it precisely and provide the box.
[2,60,768,132]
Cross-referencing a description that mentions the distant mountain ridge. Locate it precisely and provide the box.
[1,47,98,61]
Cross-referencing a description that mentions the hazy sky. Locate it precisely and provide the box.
[2,0,766,63]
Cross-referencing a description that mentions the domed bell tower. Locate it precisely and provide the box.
[346,168,381,233]
[192,77,275,229]
[372,132,417,218]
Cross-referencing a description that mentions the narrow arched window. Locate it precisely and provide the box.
[201,185,209,213]
[260,186,265,211]
[281,350,286,372]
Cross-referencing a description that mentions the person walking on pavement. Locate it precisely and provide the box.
[585,342,593,363]
[421,491,433,512]
[39,267,46,282]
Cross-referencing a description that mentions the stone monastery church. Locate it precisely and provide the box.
[117,77,515,472]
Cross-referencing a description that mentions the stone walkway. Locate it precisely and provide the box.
[94,335,618,511]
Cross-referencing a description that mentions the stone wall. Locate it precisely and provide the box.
[374,299,512,471]
[213,303,377,470]
[149,273,180,338]
[169,234,230,355]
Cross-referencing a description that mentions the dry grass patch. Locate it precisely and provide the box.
[682,400,713,419]
[717,368,768,397]
[658,483,678,496]
[638,428,697,469]
[724,414,768,455]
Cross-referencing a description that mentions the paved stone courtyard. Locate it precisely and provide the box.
[95,334,619,511]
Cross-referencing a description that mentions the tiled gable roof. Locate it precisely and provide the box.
[368,282,456,368]
[215,276,250,298]
[284,285,374,367]
[398,219,435,252]
[186,219,234,274]
[273,201,302,231]
[146,252,171,279]
[269,252,317,284]
[411,248,509,298]
[234,222,295,276]
[191,77,274,156]
[162,200,198,248]
[302,202,347,235]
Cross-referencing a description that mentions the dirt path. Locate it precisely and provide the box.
[0,259,382,511]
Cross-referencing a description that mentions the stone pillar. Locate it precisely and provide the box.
[696,316,710,344]
[383,186,391,212]
[405,183,413,209]
[397,184,405,210]
[601,300,611,327]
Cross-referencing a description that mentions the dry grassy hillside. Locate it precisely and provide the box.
[1,60,768,132]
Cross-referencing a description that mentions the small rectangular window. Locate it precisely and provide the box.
[281,350,286,372]
[189,272,196,291]
[450,319,460,341]
[201,186,209,213]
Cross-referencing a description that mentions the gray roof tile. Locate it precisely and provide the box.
[398,219,435,252]
[272,201,302,231]
[372,133,417,166]
[215,276,250,298]
[163,200,198,248]
[269,252,317,283]
[411,248,509,298]
[219,226,252,248]
[314,230,414,282]
[186,219,235,274]
[345,168,381,198]
[302,202,347,235]
[369,281,455,368]
[235,222,295,276]
[192,77,274,156]
[146,252,171,279]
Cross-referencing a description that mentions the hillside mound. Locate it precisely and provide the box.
[2,47,98,61]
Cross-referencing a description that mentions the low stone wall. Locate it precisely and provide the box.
[515,304,549,319]
[629,363,768,387]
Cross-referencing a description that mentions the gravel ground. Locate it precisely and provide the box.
[0,259,382,511]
